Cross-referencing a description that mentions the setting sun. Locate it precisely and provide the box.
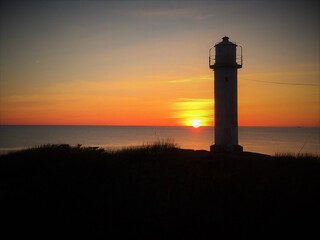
[191,120,201,128]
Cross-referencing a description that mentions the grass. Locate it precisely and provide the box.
[115,138,179,153]
[274,152,319,159]
[1,143,319,239]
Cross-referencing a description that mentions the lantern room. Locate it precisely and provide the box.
[209,36,242,69]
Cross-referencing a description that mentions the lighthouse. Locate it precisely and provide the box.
[209,36,243,152]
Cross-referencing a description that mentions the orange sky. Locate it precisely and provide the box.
[0,1,319,127]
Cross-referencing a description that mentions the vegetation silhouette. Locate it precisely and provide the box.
[1,142,319,238]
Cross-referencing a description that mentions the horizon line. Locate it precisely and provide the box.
[0,124,319,128]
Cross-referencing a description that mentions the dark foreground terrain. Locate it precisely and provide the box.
[1,144,319,238]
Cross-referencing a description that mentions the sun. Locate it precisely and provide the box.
[190,120,201,128]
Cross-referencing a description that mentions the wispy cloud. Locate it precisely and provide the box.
[167,79,193,84]
[120,6,215,20]
[167,76,212,84]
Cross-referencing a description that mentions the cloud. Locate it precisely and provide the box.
[167,76,212,84]
[120,6,215,20]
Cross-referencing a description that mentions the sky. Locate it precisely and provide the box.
[0,0,319,127]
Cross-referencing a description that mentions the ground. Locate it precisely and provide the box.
[1,144,319,238]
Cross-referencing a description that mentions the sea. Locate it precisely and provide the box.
[0,126,319,156]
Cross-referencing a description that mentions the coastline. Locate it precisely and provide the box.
[1,126,319,156]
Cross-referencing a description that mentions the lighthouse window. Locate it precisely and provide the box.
[216,48,220,56]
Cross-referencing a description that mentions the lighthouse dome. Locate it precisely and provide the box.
[214,36,237,47]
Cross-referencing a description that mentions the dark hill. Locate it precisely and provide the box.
[1,144,319,239]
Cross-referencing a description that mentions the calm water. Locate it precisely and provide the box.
[0,126,319,156]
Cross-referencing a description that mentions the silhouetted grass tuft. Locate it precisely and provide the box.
[115,138,179,155]
[274,152,319,159]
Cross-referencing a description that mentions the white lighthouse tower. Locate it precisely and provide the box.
[209,36,243,152]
